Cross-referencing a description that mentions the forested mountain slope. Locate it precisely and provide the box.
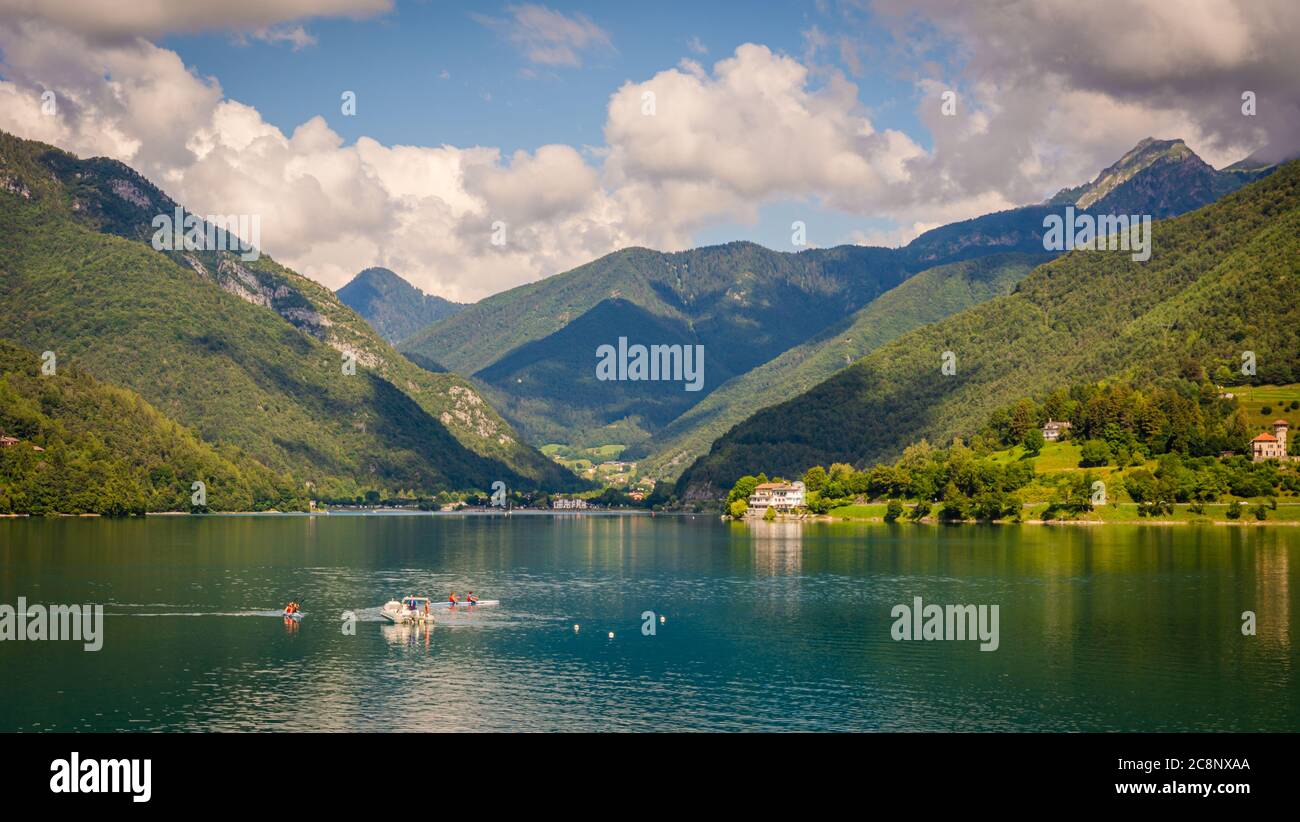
[0,130,579,496]
[676,160,1300,498]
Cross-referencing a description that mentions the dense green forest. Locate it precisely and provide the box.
[0,342,302,515]
[683,158,1300,498]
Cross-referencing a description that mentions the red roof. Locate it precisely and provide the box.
[1253,433,1278,442]
[1274,419,1290,426]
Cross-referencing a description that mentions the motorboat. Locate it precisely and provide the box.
[380,596,436,624]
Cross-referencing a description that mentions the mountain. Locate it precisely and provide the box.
[337,267,464,346]
[1046,137,1268,216]
[403,138,1265,479]
[0,129,580,497]
[0,341,301,514]
[640,251,1051,479]
[675,159,1300,498]
[401,242,914,449]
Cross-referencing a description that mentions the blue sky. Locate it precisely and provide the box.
[162,1,932,250]
[165,2,928,153]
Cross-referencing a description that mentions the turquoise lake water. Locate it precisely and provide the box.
[1,513,1296,731]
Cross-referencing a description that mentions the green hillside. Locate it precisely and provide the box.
[0,130,580,497]
[641,252,1050,479]
[1228,384,1300,421]
[677,159,1300,498]
[0,341,300,514]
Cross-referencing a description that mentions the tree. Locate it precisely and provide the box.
[1005,494,1025,523]
[828,462,855,483]
[1008,399,1039,443]
[728,499,747,518]
[1049,472,1095,516]
[1078,439,1113,467]
[802,465,828,493]
[1124,469,1156,503]
[1021,428,1045,457]
[727,475,758,505]
[884,499,904,522]
[971,491,1008,522]
[940,496,969,521]
[804,491,834,515]
[762,505,776,521]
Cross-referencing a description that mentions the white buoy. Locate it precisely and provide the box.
[607,631,614,639]
[573,624,580,632]
[660,615,666,624]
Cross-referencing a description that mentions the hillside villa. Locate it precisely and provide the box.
[1041,419,1072,441]
[747,481,806,512]
[1252,419,1292,462]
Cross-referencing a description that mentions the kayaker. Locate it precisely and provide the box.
[467,592,479,605]
[449,591,459,607]
[284,601,298,615]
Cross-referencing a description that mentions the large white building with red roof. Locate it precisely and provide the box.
[747,481,806,511]
[1251,420,1291,462]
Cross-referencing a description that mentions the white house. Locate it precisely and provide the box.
[747,481,806,512]
[1041,419,1072,441]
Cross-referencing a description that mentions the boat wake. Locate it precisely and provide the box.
[112,609,299,618]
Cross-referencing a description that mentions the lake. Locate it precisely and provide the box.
[1,514,1296,732]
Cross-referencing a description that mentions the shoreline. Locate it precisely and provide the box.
[1,508,663,519]
[745,514,1300,527]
